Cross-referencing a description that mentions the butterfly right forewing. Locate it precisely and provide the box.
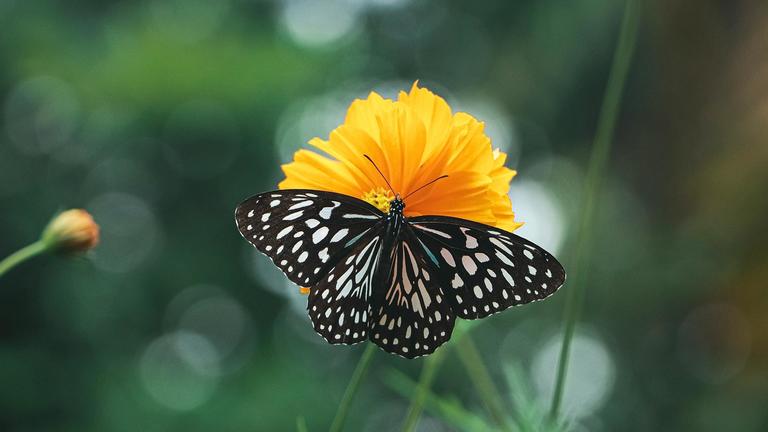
[235,189,383,287]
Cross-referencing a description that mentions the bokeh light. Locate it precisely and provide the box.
[274,92,351,163]
[509,179,566,254]
[83,158,157,201]
[163,284,257,375]
[139,331,220,411]
[278,0,363,48]
[87,192,161,273]
[4,76,81,155]
[531,329,616,420]
[51,106,133,165]
[455,97,519,158]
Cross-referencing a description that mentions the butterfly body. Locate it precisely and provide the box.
[374,195,405,295]
[380,195,406,254]
[236,189,565,358]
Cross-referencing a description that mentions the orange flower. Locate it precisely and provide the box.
[279,82,522,232]
[42,209,100,254]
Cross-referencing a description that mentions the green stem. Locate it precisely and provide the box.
[0,240,49,280]
[296,416,309,432]
[401,348,447,432]
[455,336,512,431]
[329,343,377,432]
[549,0,640,419]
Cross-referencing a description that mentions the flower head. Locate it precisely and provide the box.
[42,209,100,254]
[279,82,522,231]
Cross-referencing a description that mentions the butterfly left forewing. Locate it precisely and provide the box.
[368,229,455,359]
[410,216,566,319]
[235,189,384,287]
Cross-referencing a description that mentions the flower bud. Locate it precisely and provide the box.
[41,209,100,254]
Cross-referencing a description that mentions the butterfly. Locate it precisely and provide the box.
[235,159,566,358]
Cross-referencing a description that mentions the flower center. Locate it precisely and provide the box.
[362,187,393,213]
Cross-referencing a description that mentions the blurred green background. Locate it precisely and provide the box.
[1,0,767,431]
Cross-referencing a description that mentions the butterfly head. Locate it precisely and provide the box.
[389,196,405,216]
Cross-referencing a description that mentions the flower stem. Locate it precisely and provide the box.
[329,343,377,432]
[549,0,640,419]
[455,336,512,431]
[0,240,49,280]
[401,348,447,432]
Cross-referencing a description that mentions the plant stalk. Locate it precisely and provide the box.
[296,416,309,432]
[401,348,447,432]
[549,0,640,419]
[329,343,377,432]
[0,240,49,280]
[455,336,513,431]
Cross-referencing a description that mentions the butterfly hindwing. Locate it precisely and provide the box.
[368,229,455,358]
[235,189,384,287]
[307,228,384,345]
[410,216,566,319]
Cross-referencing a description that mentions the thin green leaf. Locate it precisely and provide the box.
[383,368,499,432]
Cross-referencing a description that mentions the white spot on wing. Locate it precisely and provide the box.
[461,228,479,249]
[441,249,456,267]
[501,268,515,286]
[276,226,293,239]
[289,200,313,210]
[312,227,329,243]
[318,247,330,262]
[330,228,349,243]
[305,219,320,228]
[319,207,333,219]
[462,256,478,275]
[343,214,378,219]
[283,210,303,221]
[413,224,451,238]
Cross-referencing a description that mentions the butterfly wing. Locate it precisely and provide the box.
[307,227,384,345]
[235,189,384,287]
[410,216,565,319]
[368,228,456,358]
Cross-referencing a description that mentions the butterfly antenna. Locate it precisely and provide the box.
[404,175,449,199]
[363,154,397,195]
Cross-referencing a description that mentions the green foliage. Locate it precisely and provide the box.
[1,0,766,431]
[384,363,571,432]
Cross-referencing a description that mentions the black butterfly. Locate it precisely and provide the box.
[235,166,565,358]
